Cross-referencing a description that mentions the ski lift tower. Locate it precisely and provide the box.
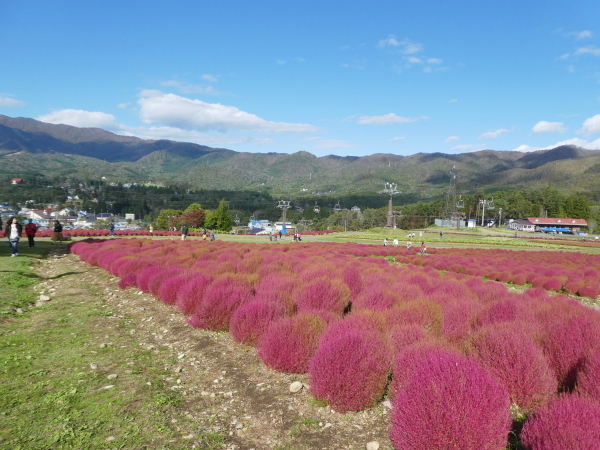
[277,200,291,233]
[380,182,399,228]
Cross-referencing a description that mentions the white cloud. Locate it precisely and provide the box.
[574,46,600,57]
[513,137,600,152]
[37,109,118,129]
[356,113,427,125]
[0,94,25,107]
[201,74,219,82]
[161,80,222,95]
[532,121,566,134]
[120,125,272,146]
[450,144,474,152]
[276,59,287,65]
[341,59,366,70]
[567,30,593,40]
[117,102,131,109]
[391,136,406,141]
[427,58,443,64]
[304,137,351,150]
[408,56,423,64]
[377,35,423,54]
[579,114,600,135]
[445,136,459,143]
[478,128,510,139]
[448,98,458,103]
[137,90,318,134]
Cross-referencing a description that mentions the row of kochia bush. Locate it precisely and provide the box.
[396,247,600,299]
[0,228,341,238]
[70,239,600,449]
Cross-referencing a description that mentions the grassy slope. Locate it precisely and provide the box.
[0,242,224,449]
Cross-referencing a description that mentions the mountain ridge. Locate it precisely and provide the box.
[1,115,599,200]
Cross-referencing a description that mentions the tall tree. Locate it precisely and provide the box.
[216,199,233,232]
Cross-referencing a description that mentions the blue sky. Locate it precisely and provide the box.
[1,1,599,157]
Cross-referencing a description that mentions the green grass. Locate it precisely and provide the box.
[0,242,225,449]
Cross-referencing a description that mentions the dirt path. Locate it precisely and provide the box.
[36,249,392,450]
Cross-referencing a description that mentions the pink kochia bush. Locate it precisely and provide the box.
[189,275,254,331]
[308,327,392,412]
[520,395,600,450]
[468,323,557,413]
[576,347,600,402]
[293,278,350,316]
[389,350,511,450]
[257,313,326,373]
[229,300,288,346]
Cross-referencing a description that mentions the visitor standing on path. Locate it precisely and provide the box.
[109,221,115,237]
[51,220,63,244]
[419,242,426,255]
[25,219,38,248]
[5,217,22,257]
[393,238,399,247]
[383,238,388,246]
[181,225,189,240]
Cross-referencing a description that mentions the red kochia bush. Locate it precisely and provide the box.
[468,324,557,413]
[257,313,326,373]
[576,347,600,402]
[520,395,600,449]
[118,272,137,289]
[190,276,254,331]
[540,313,600,389]
[229,300,288,346]
[293,278,350,315]
[175,274,212,316]
[389,351,511,450]
[308,328,392,412]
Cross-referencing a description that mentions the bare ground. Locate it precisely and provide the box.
[34,248,392,450]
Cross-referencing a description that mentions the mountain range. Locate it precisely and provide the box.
[1,114,599,201]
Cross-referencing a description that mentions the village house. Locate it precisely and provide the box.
[509,217,587,234]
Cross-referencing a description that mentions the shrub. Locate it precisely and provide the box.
[389,351,511,450]
[389,342,462,398]
[135,265,164,292]
[190,276,254,331]
[118,272,137,289]
[384,300,443,336]
[318,311,386,344]
[387,324,431,353]
[293,278,350,315]
[579,283,599,298]
[576,347,600,402]
[157,275,190,305]
[520,395,600,450]
[175,274,212,315]
[351,287,401,311]
[540,313,600,390]
[147,267,184,297]
[257,313,326,373]
[468,323,557,413]
[229,300,288,346]
[308,329,392,412]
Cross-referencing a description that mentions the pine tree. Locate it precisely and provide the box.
[216,199,233,232]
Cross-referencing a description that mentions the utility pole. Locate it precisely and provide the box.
[380,183,399,228]
[480,198,494,227]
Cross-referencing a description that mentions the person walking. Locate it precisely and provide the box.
[181,224,189,240]
[393,237,399,247]
[419,241,426,255]
[383,238,388,246]
[25,219,38,248]
[210,230,216,241]
[109,221,115,238]
[5,217,22,257]
[51,220,63,244]
[148,224,154,236]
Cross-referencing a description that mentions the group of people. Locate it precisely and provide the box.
[268,230,284,241]
[383,236,426,255]
[2,217,64,257]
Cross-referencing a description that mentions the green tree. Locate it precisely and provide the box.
[204,210,217,230]
[154,209,182,230]
[216,199,233,232]
[184,202,203,212]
